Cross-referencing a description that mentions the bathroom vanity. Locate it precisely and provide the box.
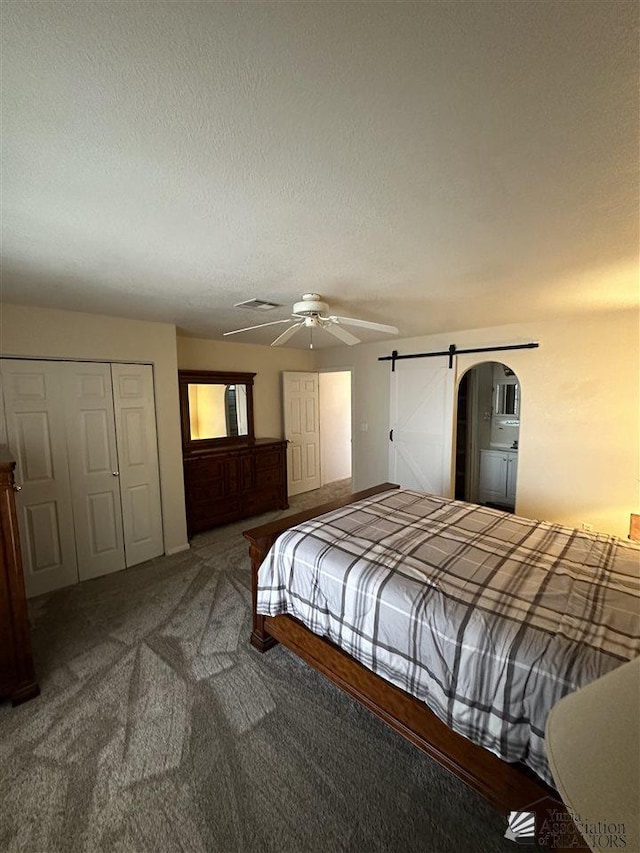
[478,448,518,509]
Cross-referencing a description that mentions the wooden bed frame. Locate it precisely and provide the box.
[243,483,573,826]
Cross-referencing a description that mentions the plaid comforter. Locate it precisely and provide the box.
[257,488,640,785]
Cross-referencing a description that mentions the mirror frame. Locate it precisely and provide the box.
[178,369,256,453]
[494,381,520,417]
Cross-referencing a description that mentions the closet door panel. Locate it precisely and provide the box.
[111,364,163,566]
[0,360,78,597]
[63,363,126,581]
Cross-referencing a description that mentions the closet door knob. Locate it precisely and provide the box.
[112,471,120,477]
[12,483,22,492]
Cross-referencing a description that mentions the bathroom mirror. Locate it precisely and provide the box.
[179,370,255,451]
[495,382,520,417]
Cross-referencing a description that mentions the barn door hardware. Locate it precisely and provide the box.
[389,429,394,442]
[379,342,539,371]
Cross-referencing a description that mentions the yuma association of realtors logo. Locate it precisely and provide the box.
[505,811,536,844]
[505,798,628,849]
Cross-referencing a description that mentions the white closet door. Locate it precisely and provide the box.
[283,371,320,496]
[111,364,164,566]
[62,363,126,581]
[0,360,79,597]
[389,360,456,497]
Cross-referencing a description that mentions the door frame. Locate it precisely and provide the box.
[453,360,521,510]
[282,367,354,497]
[464,368,480,502]
[317,366,354,490]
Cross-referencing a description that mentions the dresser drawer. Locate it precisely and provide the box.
[254,449,283,471]
[188,496,242,532]
[189,479,227,503]
[185,457,223,483]
[255,465,283,489]
[185,456,240,488]
[244,487,284,517]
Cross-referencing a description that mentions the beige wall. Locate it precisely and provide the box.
[177,336,315,438]
[0,303,188,553]
[316,309,639,539]
[3,302,636,542]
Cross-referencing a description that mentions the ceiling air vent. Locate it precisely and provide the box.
[234,298,282,311]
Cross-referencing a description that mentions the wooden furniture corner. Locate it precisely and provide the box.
[0,447,39,705]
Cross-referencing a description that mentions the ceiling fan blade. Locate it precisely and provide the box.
[330,315,399,335]
[271,322,304,346]
[325,324,361,346]
[223,318,293,337]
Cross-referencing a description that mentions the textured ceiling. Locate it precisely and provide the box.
[1,1,638,347]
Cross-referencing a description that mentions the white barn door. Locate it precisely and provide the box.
[283,372,320,496]
[389,360,456,497]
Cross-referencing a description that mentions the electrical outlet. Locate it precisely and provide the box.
[581,522,593,532]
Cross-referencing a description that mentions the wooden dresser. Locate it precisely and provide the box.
[0,447,39,705]
[184,439,288,535]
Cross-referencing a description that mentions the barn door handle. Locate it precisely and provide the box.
[389,429,394,442]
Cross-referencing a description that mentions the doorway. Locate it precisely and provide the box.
[282,370,352,496]
[455,361,520,511]
[319,371,351,486]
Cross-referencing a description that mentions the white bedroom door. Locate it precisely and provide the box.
[0,360,79,596]
[283,371,321,496]
[389,359,456,496]
[111,363,163,567]
[62,362,126,581]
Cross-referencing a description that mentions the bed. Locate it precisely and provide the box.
[244,483,640,813]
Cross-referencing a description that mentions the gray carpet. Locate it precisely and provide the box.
[0,480,517,852]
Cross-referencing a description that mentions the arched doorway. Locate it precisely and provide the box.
[455,361,520,511]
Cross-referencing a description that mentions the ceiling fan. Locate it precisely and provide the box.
[223,293,399,348]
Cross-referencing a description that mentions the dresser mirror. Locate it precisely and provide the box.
[179,370,256,451]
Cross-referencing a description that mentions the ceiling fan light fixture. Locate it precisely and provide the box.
[293,294,329,317]
[224,294,399,348]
